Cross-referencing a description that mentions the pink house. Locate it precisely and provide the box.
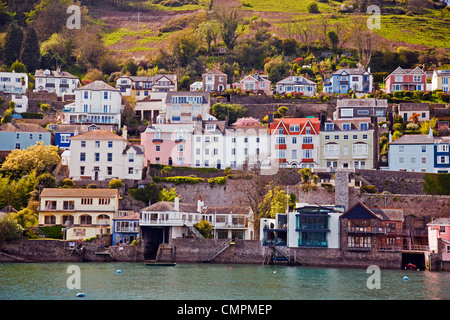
[385,66,427,94]
[427,218,450,265]
[140,123,194,166]
[233,73,272,95]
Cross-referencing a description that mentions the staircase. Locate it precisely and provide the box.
[188,226,205,239]
[263,245,303,266]
[204,239,232,263]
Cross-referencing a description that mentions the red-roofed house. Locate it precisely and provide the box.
[385,66,427,94]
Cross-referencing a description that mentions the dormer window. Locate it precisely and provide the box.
[360,123,369,131]
[206,124,216,131]
[325,123,334,132]
[290,125,300,132]
[343,123,351,131]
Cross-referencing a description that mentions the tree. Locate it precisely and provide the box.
[2,142,60,173]
[349,16,375,68]
[1,109,13,124]
[259,186,287,219]
[10,60,27,73]
[195,20,221,53]
[0,215,23,242]
[298,168,319,191]
[194,220,212,238]
[129,182,160,205]
[216,9,240,50]
[21,26,40,72]
[109,179,124,189]
[327,31,339,53]
[210,103,248,125]
[158,187,180,202]
[3,23,23,66]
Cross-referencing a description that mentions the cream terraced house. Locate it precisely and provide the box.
[38,188,120,240]
[318,116,379,170]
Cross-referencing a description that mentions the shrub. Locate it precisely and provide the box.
[208,176,227,186]
[361,185,376,194]
[307,1,320,13]
[39,225,63,239]
[109,179,124,189]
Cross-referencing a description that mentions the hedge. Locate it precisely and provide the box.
[39,225,64,239]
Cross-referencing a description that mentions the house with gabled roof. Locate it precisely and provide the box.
[115,74,177,101]
[69,127,144,181]
[202,69,228,92]
[339,202,405,252]
[0,122,52,152]
[385,66,427,94]
[268,117,321,168]
[322,68,373,94]
[275,75,317,97]
[34,67,80,98]
[233,73,272,95]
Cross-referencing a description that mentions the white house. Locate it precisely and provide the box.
[61,81,123,130]
[69,128,144,181]
[192,120,227,169]
[10,94,29,113]
[115,74,177,101]
[432,70,450,93]
[34,68,80,98]
[161,91,214,124]
[0,71,28,94]
[275,75,317,97]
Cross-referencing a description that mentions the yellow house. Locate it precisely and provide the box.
[38,188,120,240]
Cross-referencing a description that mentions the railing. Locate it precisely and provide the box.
[214,222,246,229]
[347,226,385,234]
[402,245,430,252]
[379,246,402,252]
[115,226,139,233]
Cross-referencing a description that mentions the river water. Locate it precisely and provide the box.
[0,262,449,300]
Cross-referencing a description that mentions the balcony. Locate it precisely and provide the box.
[152,138,163,143]
[347,226,385,234]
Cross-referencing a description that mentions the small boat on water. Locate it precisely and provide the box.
[405,263,417,270]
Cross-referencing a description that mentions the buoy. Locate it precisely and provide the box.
[273,271,276,274]
[76,293,85,298]
[403,276,409,281]
[116,270,122,274]
[229,267,232,270]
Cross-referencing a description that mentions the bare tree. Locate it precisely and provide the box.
[349,15,376,68]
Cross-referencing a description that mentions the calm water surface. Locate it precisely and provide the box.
[0,262,449,300]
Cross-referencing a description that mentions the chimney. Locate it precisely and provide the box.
[429,128,434,138]
[122,125,128,140]
[57,66,61,74]
[174,196,179,211]
[74,129,79,137]
[197,197,204,213]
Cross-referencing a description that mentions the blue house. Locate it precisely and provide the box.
[388,132,435,173]
[0,122,51,151]
[112,212,140,246]
[434,137,450,173]
[323,68,373,94]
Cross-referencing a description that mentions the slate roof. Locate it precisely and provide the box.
[276,76,317,86]
[75,81,119,92]
[0,122,49,133]
[70,129,125,140]
[40,188,119,198]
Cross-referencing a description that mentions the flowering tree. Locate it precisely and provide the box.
[233,117,260,127]
[2,142,60,173]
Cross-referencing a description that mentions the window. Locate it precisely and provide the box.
[45,201,57,210]
[292,137,297,144]
[422,146,426,153]
[154,132,163,140]
[95,153,100,162]
[341,109,353,118]
[107,167,112,175]
[353,135,358,140]
[63,201,74,210]
[129,153,134,162]
[422,157,427,164]
[95,141,100,148]
[343,123,351,131]
[29,134,33,140]
[84,91,89,99]
[278,128,284,135]
[325,123,334,131]
[80,215,92,225]
[413,75,422,82]
[276,136,286,144]
[177,145,185,152]
[334,135,339,140]
[204,148,209,155]
[81,198,93,205]
[232,148,236,155]
[44,215,56,225]
[352,144,368,157]
[292,150,297,159]
[399,157,404,164]
[80,153,86,162]
[104,92,108,99]
[324,144,339,157]
[108,141,113,148]
[411,157,416,164]
[81,141,86,148]
[99,198,111,205]
[128,167,134,174]
[177,157,185,165]
[438,156,449,164]
[15,143,20,149]
[213,148,218,156]
[303,136,313,144]
[348,236,371,249]
[107,153,112,162]
[344,135,349,140]
[437,145,449,152]
[276,149,286,159]
[360,123,369,131]
[290,125,300,132]
[156,145,160,152]
[303,149,312,159]
[80,166,85,175]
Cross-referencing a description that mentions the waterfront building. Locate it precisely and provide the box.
[69,128,144,181]
[275,75,317,97]
[384,66,427,94]
[268,117,321,168]
[34,68,80,98]
[38,188,120,241]
[139,198,254,259]
[427,218,450,269]
[0,71,28,94]
[333,98,388,120]
[322,68,373,94]
[61,81,123,130]
[140,123,195,166]
[339,202,404,252]
[112,212,140,246]
[0,122,51,151]
[318,116,378,170]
